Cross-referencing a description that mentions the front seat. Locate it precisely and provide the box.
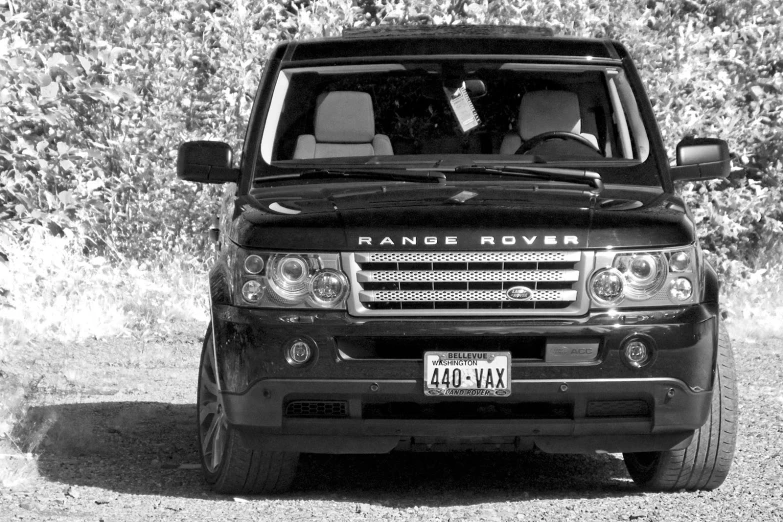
[292,91,393,159]
[499,90,599,155]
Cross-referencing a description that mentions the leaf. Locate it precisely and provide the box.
[57,191,75,206]
[103,88,123,104]
[47,53,69,67]
[76,54,92,73]
[61,65,80,78]
[40,82,59,100]
[86,179,104,192]
[59,159,75,171]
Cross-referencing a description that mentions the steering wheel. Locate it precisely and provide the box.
[515,131,600,154]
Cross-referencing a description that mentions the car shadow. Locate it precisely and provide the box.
[22,401,640,504]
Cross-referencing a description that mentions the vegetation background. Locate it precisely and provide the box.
[1,0,782,471]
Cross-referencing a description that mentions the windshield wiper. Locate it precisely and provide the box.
[449,165,603,192]
[256,169,447,184]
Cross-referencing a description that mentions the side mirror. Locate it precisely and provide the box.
[670,137,730,182]
[177,141,240,183]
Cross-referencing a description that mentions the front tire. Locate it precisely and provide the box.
[197,325,299,494]
[623,323,738,491]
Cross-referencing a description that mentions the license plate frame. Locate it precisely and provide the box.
[424,351,511,397]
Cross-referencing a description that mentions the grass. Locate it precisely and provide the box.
[721,267,783,342]
[0,227,209,346]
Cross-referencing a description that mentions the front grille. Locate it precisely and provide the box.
[343,251,590,316]
[285,401,349,418]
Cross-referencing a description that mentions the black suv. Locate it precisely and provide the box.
[178,26,737,493]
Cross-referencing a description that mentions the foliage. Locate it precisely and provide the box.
[1,0,782,313]
[0,227,208,345]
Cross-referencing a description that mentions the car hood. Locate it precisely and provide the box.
[231,183,694,251]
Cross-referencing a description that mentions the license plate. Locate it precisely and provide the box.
[424,351,511,397]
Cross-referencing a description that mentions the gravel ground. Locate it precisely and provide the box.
[1,323,781,521]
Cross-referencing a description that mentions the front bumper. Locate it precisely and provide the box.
[211,303,718,454]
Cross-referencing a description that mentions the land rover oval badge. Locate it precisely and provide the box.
[506,286,533,300]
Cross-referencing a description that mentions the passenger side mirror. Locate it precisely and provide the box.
[670,137,730,182]
[177,141,240,184]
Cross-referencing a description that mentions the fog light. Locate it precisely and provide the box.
[241,280,265,303]
[285,339,313,366]
[244,255,265,275]
[623,340,650,368]
[669,277,693,301]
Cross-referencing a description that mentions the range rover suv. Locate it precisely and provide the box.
[177,25,737,493]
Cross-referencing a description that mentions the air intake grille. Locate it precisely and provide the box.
[285,401,349,418]
[345,251,588,316]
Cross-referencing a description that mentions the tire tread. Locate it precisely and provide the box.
[624,322,737,491]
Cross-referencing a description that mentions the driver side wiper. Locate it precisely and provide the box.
[449,165,603,192]
[256,169,447,184]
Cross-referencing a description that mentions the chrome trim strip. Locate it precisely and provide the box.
[357,269,579,283]
[355,251,582,263]
[359,289,578,303]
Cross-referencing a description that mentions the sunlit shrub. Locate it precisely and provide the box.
[1,0,781,318]
[0,226,208,345]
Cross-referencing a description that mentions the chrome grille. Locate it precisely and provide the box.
[343,251,591,317]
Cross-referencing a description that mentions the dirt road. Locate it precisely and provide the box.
[2,323,781,521]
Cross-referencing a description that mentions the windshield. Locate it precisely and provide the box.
[259,61,653,182]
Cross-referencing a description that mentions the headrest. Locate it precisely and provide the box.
[314,91,375,143]
[517,90,582,140]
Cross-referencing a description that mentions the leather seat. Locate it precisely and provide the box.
[499,90,599,154]
[292,91,393,159]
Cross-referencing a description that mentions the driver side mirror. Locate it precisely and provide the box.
[177,141,240,184]
[670,137,730,182]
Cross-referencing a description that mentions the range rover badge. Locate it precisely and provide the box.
[506,286,533,300]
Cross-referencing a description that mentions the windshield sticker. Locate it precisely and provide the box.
[445,83,481,133]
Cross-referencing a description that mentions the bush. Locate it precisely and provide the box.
[1,0,781,322]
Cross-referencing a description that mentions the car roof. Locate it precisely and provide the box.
[276,26,622,66]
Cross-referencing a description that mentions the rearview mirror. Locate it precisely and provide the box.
[177,141,240,184]
[464,79,487,98]
[670,137,730,182]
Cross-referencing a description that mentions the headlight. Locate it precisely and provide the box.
[309,269,349,307]
[267,254,315,304]
[235,250,349,309]
[590,268,624,305]
[613,252,667,299]
[589,246,699,308]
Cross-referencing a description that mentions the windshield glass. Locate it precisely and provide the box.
[259,61,653,180]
